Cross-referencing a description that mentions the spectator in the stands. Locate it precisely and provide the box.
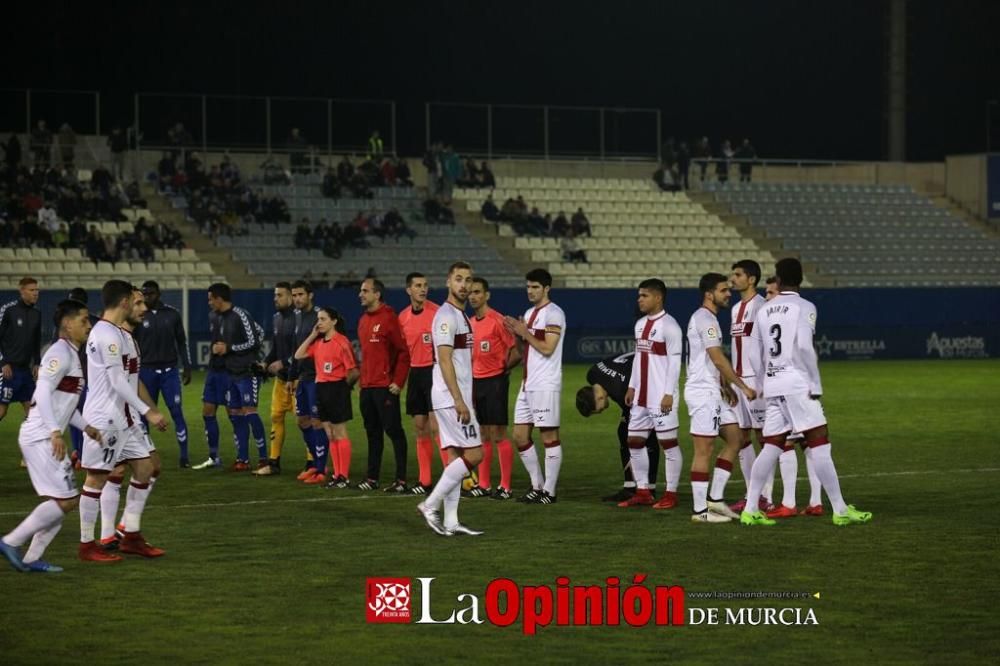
[440,145,461,203]
[653,163,679,192]
[561,234,588,263]
[552,211,570,238]
[716,139,733,183]
[481,194,500,222]
[379,159,397,186]
[38,200,58,233]
[677,142,691,190]
[694,136,711,182]
[322,167,341,198]
[736,138,757,182]
[288,128,309,173]
[384,208,416,242]
[423,142,441,197]
[52,222,69,248]
[337,155,354,185]
[478,161,496,189]
[31,120,53,168]
[423,196,455,225]
[660,138,677,182]
[396,158,413,187]
[458,159,479,188]
[571,207,591,237]
[367,130,384,162]
[58,124,76,170]
[108,127,128,181]
[85,225,109,262]
[3,134,22,169]
[527,207,546,236]
[295,220,312,249]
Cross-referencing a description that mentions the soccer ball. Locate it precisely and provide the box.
[461,470,479,491]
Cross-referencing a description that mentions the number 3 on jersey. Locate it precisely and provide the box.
[769,324,782,358]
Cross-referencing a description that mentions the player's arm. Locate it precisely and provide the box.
[663,325,683,412]
[387,319,410,393]
[230,309,260,353]
[173,310,193,383]
[137,378,157,410]
[31,315,41,372]
[436,344,470,424]
[504,316,561,356]
[293,328,319,360]
[799,306,823,397]
[624,339,640,407]
[706,346,755,399]
[342,343,360,387]
[33,348,71,437]
[500,321,522,369]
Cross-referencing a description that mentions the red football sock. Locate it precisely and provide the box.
[338,439,352,479]
[329,439,341,478]
[416,436,434,486]
[498,439,514,490]
[478,441,493,488]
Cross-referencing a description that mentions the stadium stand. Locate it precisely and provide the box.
[455,176,777,288]
[704,181,1000,287]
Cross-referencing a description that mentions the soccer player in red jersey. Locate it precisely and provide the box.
[397,272,441,494]
[468,277,521,499]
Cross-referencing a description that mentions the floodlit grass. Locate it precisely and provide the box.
[1,361,997,664]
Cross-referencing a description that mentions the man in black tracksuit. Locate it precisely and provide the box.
[575,352,660,502]
[135,280,193,466]
[218,291,265,470]
[0,278,42,424]
[254,282,298,475]
[287,280,324,476]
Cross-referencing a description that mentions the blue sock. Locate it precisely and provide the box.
[204,415,219,459]
[231,414,249,462]
[70,425,83,456]
[246,412,267,461]
[171,406,189,461]
[312,428,329,476]
[299,426,316,467]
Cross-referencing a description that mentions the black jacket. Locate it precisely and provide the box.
[219,306,263,377]
[264,308,297,381]
[0,299,42,368]
[288,307,318,382]
[134,303,192,370]
[586,352,635,417]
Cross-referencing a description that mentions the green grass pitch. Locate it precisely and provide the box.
[1,360,998,664]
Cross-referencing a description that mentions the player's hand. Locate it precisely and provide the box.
[286,380,296,395]
[84,425,101,443]
[182,367,192,385]
[212,341,226,355]
[741,384,757,401]
[388,383,401,396]
[267,361,284,375]
[2,363,13,379]
[147,408,169,431]
[503,315,529,339]
[721,385,738,407]
[660,394,673,414]
[51,431,66,459]
[624,388,635,407]
[455,400,471,425]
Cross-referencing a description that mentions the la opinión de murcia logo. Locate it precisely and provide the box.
[367,578,412,623]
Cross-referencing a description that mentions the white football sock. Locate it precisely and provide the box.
[426,457,468,510]
[692,477,709,513]
[629,446,650,490]
[123,481,151,533]
[805,447,822,506]
[542,444,562,496]
[23,520,63,563]
[79,486,102,543]
[663,443,683,492]
[443,483,461,529]
[709,463,732,501]
[3,499,63,547]
[100,479,122,540]
[746,444,782,512]
[779,449,798,508]
[518,445,543,491]
[738,443,755,493]
[808,444,848,514]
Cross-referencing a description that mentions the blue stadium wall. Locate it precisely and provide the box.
[6,288,999,364]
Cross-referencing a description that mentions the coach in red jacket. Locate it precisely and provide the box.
[356,278,411,492]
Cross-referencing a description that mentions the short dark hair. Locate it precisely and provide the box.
[275,281,292,291]
[575,386,597,417]
[142,280,160,292]
[698,272,728,296]
[208,283,232,302]
[365,278,385,300]
[318,307,347,335]
[291,280,313,293]
[68,287,88,304]
[731,259,761,287]
[765,275,778,285]
[448,262,472,276]
[405,272,425,286]
[638,278,667,299]
[101,279,134,309]
[19,277,37,287]
[53,299,87,329]
[471,276,490,291]
[525,268,552,287]
[775,258,804,287]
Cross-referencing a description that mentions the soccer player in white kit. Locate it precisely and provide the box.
[0,300,98,573]
[740,258,872,527]
[417,262,485,536]
[78,280,169,562]
[504,268,566,505]
[727,260,778,514]
[684,274,758,524]
[618,279,684,510]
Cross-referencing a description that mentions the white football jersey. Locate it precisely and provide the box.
[20,339,85,442]
[84,320,146,430]
[730,293,766,378]
[750,291,823,397]
[431,302,474,409]
[521,302,566,391]
[685,307,723,393]
[628,311,683,409]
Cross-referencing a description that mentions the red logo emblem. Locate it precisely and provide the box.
[367,577,412,623]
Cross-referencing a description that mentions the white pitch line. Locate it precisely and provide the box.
[0,467,998,517]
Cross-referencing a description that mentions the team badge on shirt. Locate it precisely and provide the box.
[480,340,490,352]
[107,343,119,355]
[439,322,450,333]
[323,362,333,372]
[45,358,60,374]
[422,333,431,343]
[706,327,718,339]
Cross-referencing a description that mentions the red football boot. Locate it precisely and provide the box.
[79,541,123,563]
[119,532,166,558]
[618,488,654,507]
[303,473,327,485]
[800,505,824,516]
[652,491,678,510]
[728,497,747,513]
[766,505,798,519]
